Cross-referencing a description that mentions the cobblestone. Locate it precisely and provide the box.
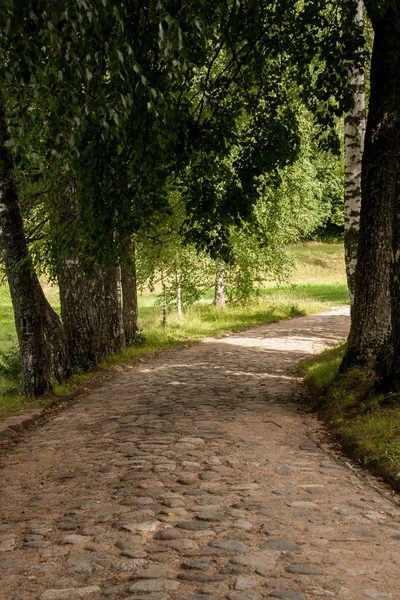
[0,308,399,600]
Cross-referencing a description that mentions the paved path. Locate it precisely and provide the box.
[1,308,399,600]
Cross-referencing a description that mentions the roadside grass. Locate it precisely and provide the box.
[0,241,348,416]
[300,345,400,486]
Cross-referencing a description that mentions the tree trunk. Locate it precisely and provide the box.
[34,277,72,383]
[103,265,126,354]
[176,266,183,318]
[344,0,365,311]
[160,262,167,328]
[342,4,400,369]
[0,105,52,395]
[121,237,139,343]
[214,264,226,308]
[59,260,125,371]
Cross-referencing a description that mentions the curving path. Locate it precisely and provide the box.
[1,308,399,600]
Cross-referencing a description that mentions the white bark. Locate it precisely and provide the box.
[161,262,167,327]
[344,0,365,309]
[176,267,183,318]
[214,263,226,308]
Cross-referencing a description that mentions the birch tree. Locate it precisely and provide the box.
[344,0,365,310]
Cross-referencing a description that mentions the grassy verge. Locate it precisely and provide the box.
[300,345,400,491]
[0,241,348,417]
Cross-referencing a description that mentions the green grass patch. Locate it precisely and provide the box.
[300,345,400,487]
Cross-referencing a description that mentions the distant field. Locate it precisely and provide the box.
[0,242,348,413]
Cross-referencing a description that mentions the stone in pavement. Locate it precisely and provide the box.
[40,588,101,600]
[129,579,180,592]
[130,566,176,579]
[231,551,278,568]
[261,539,300,551]
[269,591,306,600]
[285,564,324,575]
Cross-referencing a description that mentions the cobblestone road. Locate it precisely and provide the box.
[1,308,400,600]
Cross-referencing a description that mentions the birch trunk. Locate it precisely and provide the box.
[0,105,52,395]
[121,237,139,343]
[214,264,226,308]
[160,263,167,327]
[57,189,125,370]
[176,267,183,318]
[344,0,365,311]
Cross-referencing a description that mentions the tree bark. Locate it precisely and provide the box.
[103,264,126,354]
[214,264,226,308]
[34,277,72,383]
[343,4,400,369]
[344,0,365,311]
[176,266,183,318]
[160,262,167,327]
[56,183,125,371]
[0,105,52,395]
[121,237,139,343]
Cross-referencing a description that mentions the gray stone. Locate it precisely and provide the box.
[126,595,169,600]
[177,596,217,600]
[197,512,225,522]
[232,520,253,531]
[199,472,219,481]
[234,576,257,590]
[261,539,300,552]
[290,501,319,510]
[178,573,227,582]
[166,538,198,552]
[177,476,197,485]
[130,566,176,579]
[231,551,277,568]
[61,535,89,545]
[362,590,392,599]
[220,564,245,575]
[181,560,215,571]
[39,588,101,600]
[269,592,306,600]
[129,579,180,592]
[154,528,183,540]
[285,565,324,575]
[210,539,250,552]
[228,592,263,600]
[122,520,161,534]
[177,521,210,531]
[101,585,126,596]
[272,489,295,496]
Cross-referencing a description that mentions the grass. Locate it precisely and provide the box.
[0,241,348,416]
[300,344,400,487]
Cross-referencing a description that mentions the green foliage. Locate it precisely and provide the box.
[0,343,21,380]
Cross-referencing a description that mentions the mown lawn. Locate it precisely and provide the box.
[0,242,348,415]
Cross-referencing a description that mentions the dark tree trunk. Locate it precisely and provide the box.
[121,238,139,343]
[59,261,125,371]
[56,184,125,371]
[342,5,400,369]
[214,264,226,308]
[0,105,52,395]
